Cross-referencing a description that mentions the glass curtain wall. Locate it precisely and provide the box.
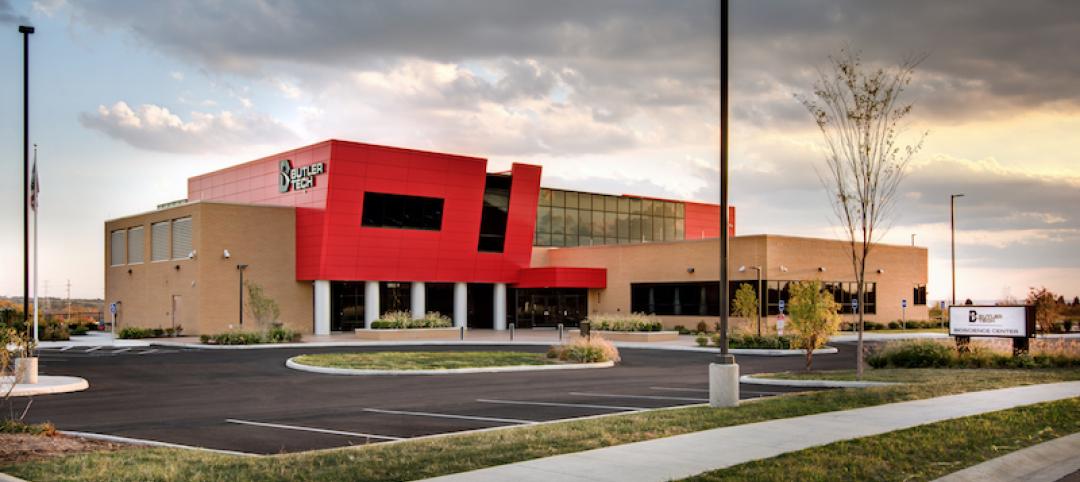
[535,188,685,247]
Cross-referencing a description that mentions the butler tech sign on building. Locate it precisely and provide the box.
[105,139,928,335]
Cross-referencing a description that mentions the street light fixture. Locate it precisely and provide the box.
[19,25,34,334]
[950,194,964,305]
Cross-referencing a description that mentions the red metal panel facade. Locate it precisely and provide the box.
[188,140,542,283]
[684,203,735,240]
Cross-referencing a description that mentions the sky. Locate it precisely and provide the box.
[0,0,1077,302]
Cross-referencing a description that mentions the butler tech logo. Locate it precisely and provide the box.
[279,159,327,193]
[968,310,1004,324]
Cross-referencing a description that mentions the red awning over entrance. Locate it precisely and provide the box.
[515,267,606,289]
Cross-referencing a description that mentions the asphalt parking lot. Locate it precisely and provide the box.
[22,343,858,455]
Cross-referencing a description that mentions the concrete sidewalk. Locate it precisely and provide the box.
[933,432,1080,482]
[420,381,1080,482]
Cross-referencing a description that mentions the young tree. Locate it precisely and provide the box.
[787,280,841,370]
[732,283,759,331]
[798,49,927,379]
[245,281,281,331]
[1027,287,1063,333]
[1073,296,1079,307]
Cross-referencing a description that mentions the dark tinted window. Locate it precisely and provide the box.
[362,192,444,230]
[631,282,720,316]
[478,175,512,252]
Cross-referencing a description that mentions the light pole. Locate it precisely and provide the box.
[19,25,34,333]
[237,264,248,326]
[709,0,738,408]
[911,233,916,247]
[950,194,964,305]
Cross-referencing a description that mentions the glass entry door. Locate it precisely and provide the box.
[515,288,587,328]
[331,282,365,332]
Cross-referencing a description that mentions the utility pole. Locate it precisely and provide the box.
[66,279,72,321]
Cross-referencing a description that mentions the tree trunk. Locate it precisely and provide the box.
[856,264,866,380]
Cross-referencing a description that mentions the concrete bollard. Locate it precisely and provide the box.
[709,362,740,407]
[509,323,515,341]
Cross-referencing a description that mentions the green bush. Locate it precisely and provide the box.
[549,336,620,363]
[695,334,709,347]
[888,321,900,330]
[371,311,454,329]
[867,340,1080,369]
[673,325,691,335]
[200,331,264,345]
[71,325,90,336]
[266,326,302,343]
[587,313,664,332]
[39,319,70,341]
[117,327,158,339]
[728,334,794,349]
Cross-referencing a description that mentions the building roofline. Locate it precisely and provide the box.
[104,200,293,224]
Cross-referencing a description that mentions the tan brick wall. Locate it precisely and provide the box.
[537,235,928,329]
[105,202,312,335]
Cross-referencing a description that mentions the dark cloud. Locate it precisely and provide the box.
[0,0,28,25]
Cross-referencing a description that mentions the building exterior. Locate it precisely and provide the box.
[104,139,927,335]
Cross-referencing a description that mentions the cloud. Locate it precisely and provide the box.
[79,101,298,154]
[0,0,28,24]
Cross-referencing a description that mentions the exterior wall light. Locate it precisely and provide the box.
[877,268,885,274]
[223,249,231,259]
[818,266,826,272]
[687,267,695,273]
[779,265,789,273]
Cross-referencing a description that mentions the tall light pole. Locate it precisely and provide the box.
[950,194,964,305]
[19,25,34,332]
[911,233,916,247]
[710,0,738,408]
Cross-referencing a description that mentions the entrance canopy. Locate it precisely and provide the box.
[515,267,606,289]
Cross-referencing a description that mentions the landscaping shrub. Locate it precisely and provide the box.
[0,420,56,436]
[200,331,264,345]
[728,334,793,349]
[586,313,663,332]
[70,325,89,336]
[696,321,709,333]
[39,319,70,341]
[867,339,1080,369]
[266,326,302,343]
[695,334,709,347]
[673,325,691,335]
[370,311,453,329]
[117,327,158,339]
[547,336,620,363]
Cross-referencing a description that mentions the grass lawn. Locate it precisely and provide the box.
[292,351,556,370]
[837,328,947,334]
[682,397,1080,481]
[759,368,1079,384]
[4,368,1078,482]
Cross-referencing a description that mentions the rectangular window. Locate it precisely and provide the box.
[630,198,643,214]
[361,192,444,231]
[478,175,512,252]
[675,203,685,218]
[663,217,675,240]
[631,282,720,316]
[127,226,144,264]
[605,196,619,212]
[592,209,605,238]
[539,189,552,206]
[551,190,565,207]
[604,212,617,239]
[913,284,927,305]
[564,209,579,246]
[643,216,654,241]
[151,221,170,261]
[618,197,630,213]
[537,206,551,235]
[110,230,125,266]
[578,209,591,238]
[564,191,578,209]
[551,207,565,235]
[171,217,192,259]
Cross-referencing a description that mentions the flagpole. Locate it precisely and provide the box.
[32,145,39,343]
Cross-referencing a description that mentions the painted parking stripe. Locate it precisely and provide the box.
[224,419,403,441]
[649,386,708,393]
[85,346,102,352]
[112,348,131,354]
[363,408,537,425]
[476,398,647,411]
[59,346,74,351]
[569,392,709,402]
[139,349,158,355]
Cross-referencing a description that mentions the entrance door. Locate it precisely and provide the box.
[468,284,495,329]
[331,282,365,332]
[515,289,587,328]
[170,293,181,335]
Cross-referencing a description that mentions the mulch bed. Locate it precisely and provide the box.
[0,433,127,464]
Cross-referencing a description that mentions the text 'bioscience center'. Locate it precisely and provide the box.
[105,139,928,335]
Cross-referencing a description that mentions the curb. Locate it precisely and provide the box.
[149,340,841,356]
[285,357,615,375]
[0,473,29,482]
[61,431,259,457]
[739,374,897,388]
[1,375,90,397]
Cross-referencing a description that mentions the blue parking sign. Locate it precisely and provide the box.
[902,299,907,308]
[851,298,858,310]
[778,299,785,312]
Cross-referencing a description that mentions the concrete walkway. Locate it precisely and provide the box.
[420,381,1080,482]
[932,432,1080,482]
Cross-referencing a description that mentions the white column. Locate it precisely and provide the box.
[410,282,426,319]
[453,282,467,328]
[493,283,507,330]
[313,280,331,335]
[364,281,380,329]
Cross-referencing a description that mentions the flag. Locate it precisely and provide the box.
[30,146,39,212]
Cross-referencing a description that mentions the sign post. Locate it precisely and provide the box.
[777,300,786,336]
[109,302,118,335]
[850,298,857,331]
[948,305,1035,356]
[901,299,907,330]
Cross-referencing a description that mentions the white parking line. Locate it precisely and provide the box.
[569,392,709,402]
[59,346,74,352]
[363,408,537,425]
[649,386,709,393]
[85,346,102,352]
[112,348,131,354]
[477,399,647,411]
[139,349,158,355]
[224,419,403,441]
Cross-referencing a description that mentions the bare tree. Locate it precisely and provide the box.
[798,49,927,379]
